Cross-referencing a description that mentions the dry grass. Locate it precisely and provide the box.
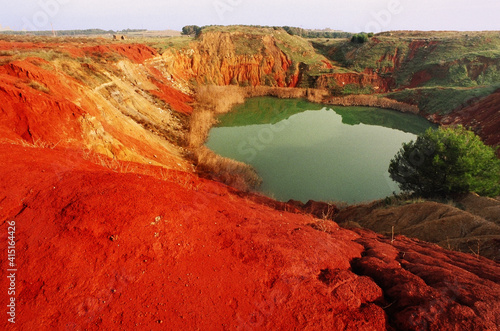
[196,85,246,114]
[27,80,50,94]
[7,137,62,149]
[187,109,216,147]
[305,89,330,103]
[193,146,262,192]
[243,86,308,99]
[81,149,138,173]
[321,204,338,220]
[325,94,419,113]
[307,219,339,234]
[187,85,247,148]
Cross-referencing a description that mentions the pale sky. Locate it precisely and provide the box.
[1,0,500,32]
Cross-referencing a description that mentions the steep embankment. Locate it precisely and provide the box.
[440,88,500,152]
[157,27,331,88]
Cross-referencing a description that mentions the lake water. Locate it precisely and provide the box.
[206,97,434,204]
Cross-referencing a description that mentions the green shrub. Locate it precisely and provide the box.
[351,33,370,44]
[389,126,500,198]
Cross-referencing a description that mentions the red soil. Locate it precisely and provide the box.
[408,70,433,88]
[0,59,86,145]
[1,144,499,330]
[150,81,194,114]
[407,40,440,61]
[442,88,500,152]
[322,60,334,69]
[0,144,382,330]
[0,40,64,52]
[108,44,158,63]
[316,70,395,93]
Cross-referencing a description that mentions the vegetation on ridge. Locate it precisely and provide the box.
[314,31,500,114]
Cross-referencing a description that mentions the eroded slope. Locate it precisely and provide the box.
[1,144,499,330]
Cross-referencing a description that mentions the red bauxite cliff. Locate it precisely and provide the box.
[159,31,299,87]
[0,37,499,330]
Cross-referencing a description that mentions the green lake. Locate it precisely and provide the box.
[206,97,435,204]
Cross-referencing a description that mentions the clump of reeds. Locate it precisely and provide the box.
[196,85,246,114]
[187,85,248,148]
[193,146,262,192]
[325,94,419,113]
[187,108,215,147]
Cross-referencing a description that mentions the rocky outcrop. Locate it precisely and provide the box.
[351,229,500,330]
[159,31,299,87]
[314,69,395,92]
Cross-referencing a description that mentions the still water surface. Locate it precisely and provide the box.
[206,97,434,204]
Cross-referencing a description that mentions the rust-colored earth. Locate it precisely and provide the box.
[442,88,500,152]
[2,144,499,330]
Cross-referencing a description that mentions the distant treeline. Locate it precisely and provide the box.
[182,25,352,39]
[282,26,353,39]
[0,29,147,36]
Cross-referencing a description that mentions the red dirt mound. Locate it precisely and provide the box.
[1,144,499,330]
[352,230,500,330]
[0,59,86,145]
[442,88,500,152]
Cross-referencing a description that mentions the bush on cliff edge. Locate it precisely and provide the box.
[389,125,500,198]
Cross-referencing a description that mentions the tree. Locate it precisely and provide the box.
[351,33,370,44]
[181,25,201,36]
[389,126,500,198]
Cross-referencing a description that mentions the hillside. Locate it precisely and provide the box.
[0,29,500,329]
[157,26,328,87]
[153,27,500,149]
[334,194,500,262]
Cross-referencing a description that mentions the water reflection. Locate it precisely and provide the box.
[208,97,435,204]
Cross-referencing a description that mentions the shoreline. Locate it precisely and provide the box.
[188,85,423,193]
